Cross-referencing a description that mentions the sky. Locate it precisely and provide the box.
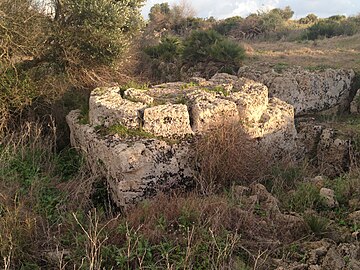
[142,0,360,20]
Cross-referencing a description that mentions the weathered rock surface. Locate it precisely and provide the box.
[319,188,338,208]
[190,95,239,133]
[297,120,352,177]
[238,64,355,115]
[228,78,268,123]
[317,128,350,177]
[68,73,301,206]
[143,104,193,138]
[275,240,360,270]
[89,87,146,128]
[350,89,360,114]
[67,110,195,206]
[123,88,154,105]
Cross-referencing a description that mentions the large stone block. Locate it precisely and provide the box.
[238,64,355,115]
[229,78,269,123]
[190,95,239,133]
[67,110,195,206]
[89,87,146,128]
[143,104,193,138]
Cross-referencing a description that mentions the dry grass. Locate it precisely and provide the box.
[193,122,270,194]
[243,34,360,72]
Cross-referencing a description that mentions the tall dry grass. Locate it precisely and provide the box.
[193,122,269,194]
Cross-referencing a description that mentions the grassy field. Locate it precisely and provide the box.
[243,34,360,72]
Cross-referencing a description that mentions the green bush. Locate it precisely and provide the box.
[51,0,144,67]
[299,14,318,24]
[305,18,359,40]
[287,182,322,212]
[144,36,183,62]
[214,16,243,35]
[182,30,245,69]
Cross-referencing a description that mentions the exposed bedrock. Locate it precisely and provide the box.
[67,72,355,206]
[238,63,355,115]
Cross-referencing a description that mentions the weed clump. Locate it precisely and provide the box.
[193,122,268,194]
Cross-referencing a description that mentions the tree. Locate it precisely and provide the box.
[50,0,145,68]
[0,0,145,131]
[149,2,171,30]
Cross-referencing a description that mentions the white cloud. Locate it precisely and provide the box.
[142,0,360,19]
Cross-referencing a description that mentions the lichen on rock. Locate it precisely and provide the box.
[68,73,303,207]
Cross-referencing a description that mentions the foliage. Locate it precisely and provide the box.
[304,213,329,235]
[194,122,268,194]
[305,17,360,40]
[182,30,245,67]
[144,36,182,62]
[299,14,318,24]
[143,29,245,80]
[0,0,145,133]
[259,7,294,33]
[51,0,144,68]
[214,16,243,35]
[286,182,322,213]
[147,1,199,36]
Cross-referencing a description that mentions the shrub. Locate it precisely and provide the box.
[304,213,329,235]
[214,16,243,35]
[286,182,321,212]
[0,0,145,133]
[305,18,359,40]
[182,30,245,71]
[51,0,144,67]
[144,36,183,62]
[299,14,318,24]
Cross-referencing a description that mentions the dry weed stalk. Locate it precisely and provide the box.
[194,122,268,194]
[209,227,240,269]
[73,210,119,270]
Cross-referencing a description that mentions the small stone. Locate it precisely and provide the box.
[312,176,326,189]
[232,185,250,199]
[322,247,345,270]
[349,210,360,223]
[348,198,360,210]
[319,188,339,208]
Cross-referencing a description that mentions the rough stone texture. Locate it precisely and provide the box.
[67,110,195,206]
[349,210,360,223]
[275,240,360,270]
[228,78,268,123]
[68,74,301,206]
[317,128,350,177]
[297,121,352,177]
[124,88,154,105]
[254,98,297,156]
[143,104,193,138]
[190,95,239,133]
[296,121,324,156]
[238,64,355,115]
[89,87,146,128]
[322,247,346,270]
[350,89,360,114]
[319,188,339,208]
[239,183,307,238]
